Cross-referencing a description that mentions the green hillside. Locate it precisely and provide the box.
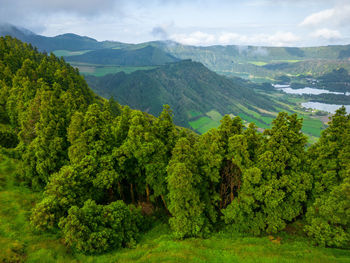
[65,46,179,66]
[153,42,350,80]
[85,59,281,130]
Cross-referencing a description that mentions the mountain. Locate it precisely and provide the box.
[150,41,350,79]
[2,24,350,80]
[85,59,279,130]
[65,45,180,66]
[0,24,104,51]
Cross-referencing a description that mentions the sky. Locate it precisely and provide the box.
[0,0,350,47]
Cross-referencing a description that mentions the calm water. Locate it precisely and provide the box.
[272,84,350,96]
[301,102,350,114]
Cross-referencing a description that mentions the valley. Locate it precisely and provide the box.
[1,24,349,140]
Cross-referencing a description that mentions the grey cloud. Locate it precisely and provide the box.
[151,26,169,40]
[0,0,121,16]
[251,46,269,56]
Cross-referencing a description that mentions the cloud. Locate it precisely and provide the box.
[264,31,300,46]
[169,31,300,47]
[311,28,342,40]
[218,33,246,45]
[0,0,121,18]
[299,4,350,27]
[171,31,215,45]
[299,9,335,27]
[251,46,269,56]
[151,26,169,40]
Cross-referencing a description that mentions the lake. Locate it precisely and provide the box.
[272,84,350,96]
[301,102,350,114]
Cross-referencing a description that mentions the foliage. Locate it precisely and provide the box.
[1,36,350,255]
[305,107,350,248]
[223,113,312,235]
[167,137,207,238]
[59,200,143,253]
[0,36,95,189]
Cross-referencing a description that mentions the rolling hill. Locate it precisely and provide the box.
[85,59,281,131]
[65,45,179,66]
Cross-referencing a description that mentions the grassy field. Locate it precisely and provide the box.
[1,155,350,262]
[187,102,325,139]
[248,61,268,66]
[302,116,325,137]
[188,110,223,134]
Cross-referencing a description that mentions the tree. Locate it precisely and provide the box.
[167,137,207,238]
[59,199,143,253]
[305,107,350,247]
[223,113,312,235]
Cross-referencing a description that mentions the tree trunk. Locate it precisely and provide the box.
[130,183,135,204]
[161,194,169,213]
[108,187,114,202]
[230,179,234,202]
[118,182,124,201]
[146,184,150,202]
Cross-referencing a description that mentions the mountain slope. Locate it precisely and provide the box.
[66,46,180,66]
[0,24,104,51]
[150,41,350,79]
[85,59,279,129]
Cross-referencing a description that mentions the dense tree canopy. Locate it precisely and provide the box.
[305,107,350,247]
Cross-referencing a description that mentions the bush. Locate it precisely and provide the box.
[58,199,143,253]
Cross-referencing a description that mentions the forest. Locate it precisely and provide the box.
[0,36,349,260]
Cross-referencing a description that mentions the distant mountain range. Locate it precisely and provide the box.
[1,23,349,80]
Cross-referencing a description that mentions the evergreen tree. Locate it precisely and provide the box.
[223,113,312,235]
[167,137,207,238]
[305,107,350,247]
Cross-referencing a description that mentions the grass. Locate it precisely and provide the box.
[189,116,213,130]
[248,61,268,66]
[206,110,223,122]
[188,110,223,134]
[1,155,350,262]
[302,116,324,137]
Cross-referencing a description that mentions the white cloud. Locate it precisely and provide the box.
[170,31,300,46]
[299,4,350,27]
[265,31,301,46]
[311,28,342,39]
[299,9,335,27]
[218,32,247,45]
[170,31,215,45]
